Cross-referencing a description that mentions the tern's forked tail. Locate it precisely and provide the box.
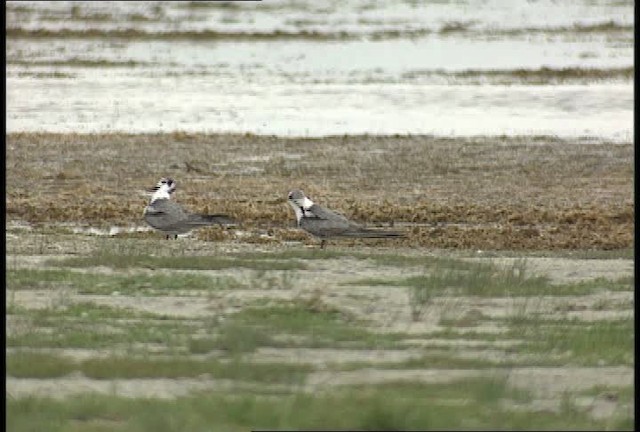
[342,228,405,238]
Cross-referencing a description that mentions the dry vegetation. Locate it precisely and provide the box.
[6,132,633,250]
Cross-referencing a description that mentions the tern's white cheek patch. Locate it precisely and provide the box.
[302,197,315,209]
[150,185,172,203]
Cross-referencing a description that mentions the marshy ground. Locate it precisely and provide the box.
[6,133,634,430]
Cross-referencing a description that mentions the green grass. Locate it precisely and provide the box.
[7,298,398,352]
[7,268,242,295]
[229,303,399,349]
[438,307,490,327]
[187,337,220,355]
[507,318,634,366]
[578,384,634,400]
[8,295,403,353]
[418,327,505,341]
[348,258,561,320]
[373,259,556,296]
[188,321,282,356]
[596,275,634,291]
[6,310,199,349]
[7,247,633,429]
[82,357,310,383]
[6,351,310,384]
[7,352,77,378]
[236,249,354,261]
[350,258,630,301]
[235,249,447,268]
[245,269,298,290]
[7,292,402,352]
[8,301,163,322]
[25,302,155,321]
[210,322,279,355]
[333,353,514,371]
[540,248,634,260]
[50,253,307,271]
[7,378,627,432]
[453,248,634,260]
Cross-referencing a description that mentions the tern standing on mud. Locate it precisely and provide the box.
[287,189,405,249]
[144,177,235,239]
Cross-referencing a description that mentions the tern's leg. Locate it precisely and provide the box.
[320,239,326,249]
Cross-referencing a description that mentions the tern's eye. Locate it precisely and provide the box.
[288,192,293,199]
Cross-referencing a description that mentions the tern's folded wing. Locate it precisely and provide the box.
[307,204,351,223]
[144,199,189,229]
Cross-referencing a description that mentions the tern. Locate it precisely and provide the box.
[144,177,235,239]
[287,189,405,248]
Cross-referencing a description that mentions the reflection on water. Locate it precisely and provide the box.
[6,0,634,140]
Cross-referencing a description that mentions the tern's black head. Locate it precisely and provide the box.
[288,189,306,201]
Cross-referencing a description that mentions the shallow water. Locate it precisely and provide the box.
[6,0,634,140]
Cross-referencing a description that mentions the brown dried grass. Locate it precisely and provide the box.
[6,132,633,250]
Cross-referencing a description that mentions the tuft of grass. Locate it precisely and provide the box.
[405,259,554,298]
[187,337,219,355]
[348,258,566,320]
[229,303,398,349]
[247,269,298,290]
[507,318,634,366]
[214,323,278,355]
[352,258,623,311]
[438,308,489,328]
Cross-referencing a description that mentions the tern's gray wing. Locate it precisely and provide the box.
[145,199,235,235]
[144,199,193,234]
[302,203,404,239]
[306,204,351,224]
